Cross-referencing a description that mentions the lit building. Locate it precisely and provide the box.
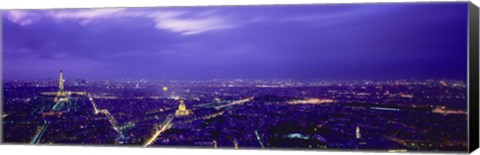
[355,125,368,149]
[233,139,239,149]
[213,140,218,148]
[175,100,190,116]
[356,126,361,139]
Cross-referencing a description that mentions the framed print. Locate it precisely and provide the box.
[1,1,479,153]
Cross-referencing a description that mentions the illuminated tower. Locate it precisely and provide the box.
[54,69,67,102]
[356,126,361,139]
[175,100,190,116]
[233,139,239,149]
[354,125,367,149]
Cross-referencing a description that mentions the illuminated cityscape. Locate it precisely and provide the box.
[1,2,470,153]
[2,70,468,151]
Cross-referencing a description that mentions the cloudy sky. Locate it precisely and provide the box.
[2,3,468,80]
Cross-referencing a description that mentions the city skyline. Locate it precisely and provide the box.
[2,68,469,151]
[0,69,469,82]
[2,3,469,80]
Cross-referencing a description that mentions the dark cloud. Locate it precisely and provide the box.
[2,3,468,80]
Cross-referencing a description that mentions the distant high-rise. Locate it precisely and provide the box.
[356,126,361,139]
[175,100,190,116]
[233,139,239,149]
[59,70,64,91]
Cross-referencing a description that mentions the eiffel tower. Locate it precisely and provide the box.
[54,69,68,102]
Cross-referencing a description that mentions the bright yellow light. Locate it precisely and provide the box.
[288,98,335,105]
[388,149,407,153]
[175,100,190,116]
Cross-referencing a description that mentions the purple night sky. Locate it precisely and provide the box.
[1,3,468,80]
